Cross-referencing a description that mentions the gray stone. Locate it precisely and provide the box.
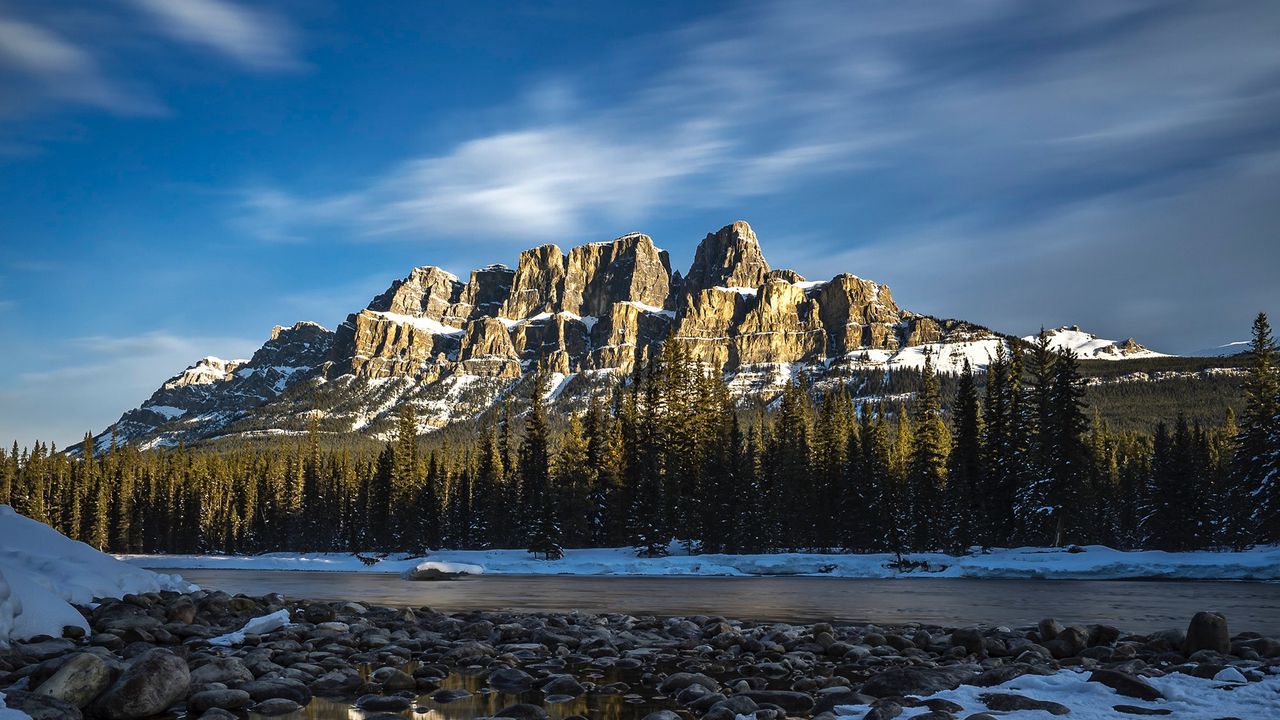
[861,667,976,697]
[488,666,535,691]
[189,657,253,686]
[1184,612,1229,655]
[1088,669,1163,701]
[979,692,1070,715]
[737,690,815,714]
[494,703,550,720]
[187,688,252,713]
[94,648,190,719]
[33,652,114,708]
[252,697,303,716]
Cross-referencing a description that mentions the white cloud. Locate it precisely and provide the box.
[129,0,302,71]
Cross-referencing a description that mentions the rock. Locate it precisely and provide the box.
[1213,666,1247,683]
[641,712,682,720]
[861,667,976,697]
[432,688,472,703]
[1088,624,1121,647]
[703,695,758,720]
[252,697,304,716]
[1114,705,1172,715]
[683,221,772,296]
[494,702,550,720]
[969,663,1054,687]
[33,652,114,707]
[198,709,238,720]
[356,694,414,711]
[1038,618,1065,641]
[0,689,84,720]
[658,672,720,694]
[1088,669,1163,701]
[310,669,364,696]
[187,689,252,713]
[94,648,190,719]
[239,678,311,705]
[863,700,902,720]
[189,657,254,686]
[12,639,76,661]
[951,628,987,656]
[488,666,535,691]
[371,666,416,691]
[1184,612,1229,654]
[1046,626,1088,658]
[166,598,196,624]
[737,690,815,714]
[541,674,585,697]
[979,692,1070,715]
[302,603,336,624]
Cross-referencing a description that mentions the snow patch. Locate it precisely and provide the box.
[0,505,193,645]
[371,311,464,335]
[208,609,293,646]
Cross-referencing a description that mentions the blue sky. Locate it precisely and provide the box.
[1,0,1278,445]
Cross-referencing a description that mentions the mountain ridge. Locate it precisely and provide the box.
[89,221,1169,451]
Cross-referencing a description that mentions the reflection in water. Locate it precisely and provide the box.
[250,667,669,720]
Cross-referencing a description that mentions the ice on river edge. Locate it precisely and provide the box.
[120,543,1280,581]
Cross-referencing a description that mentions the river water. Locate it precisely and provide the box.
[173,569,1280,635]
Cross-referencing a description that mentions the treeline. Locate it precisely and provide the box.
[3,315,1278,558]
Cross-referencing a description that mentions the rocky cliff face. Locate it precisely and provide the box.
[91,221,1166,449]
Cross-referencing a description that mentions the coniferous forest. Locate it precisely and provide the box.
[3,313,1278,560]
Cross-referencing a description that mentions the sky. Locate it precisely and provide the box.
[0,0,1278,446]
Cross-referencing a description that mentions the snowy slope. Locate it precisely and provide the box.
[1026,326,1167,360]
[120,544,1280,581]
[0,505,193,645]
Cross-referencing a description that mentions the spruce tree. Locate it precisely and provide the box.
[1233,312,1280,544]
[907,355,950,551]
[947,360,984,551]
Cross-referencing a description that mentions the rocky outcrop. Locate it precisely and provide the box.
[501,245,566,320]
[367,266,464,322]
[683,221,771,295]
[733,280,825,365]
[457,318,521,378]
[815,274,901,353]
[328,310,457,380]
[561,233,672,317]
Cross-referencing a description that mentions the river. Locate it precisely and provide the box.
[171,569,1280,635]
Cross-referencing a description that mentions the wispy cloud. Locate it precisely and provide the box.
[0,15,160,115]
[0,0,303,123]
[240,1,1280,248]
[128,0,302,71]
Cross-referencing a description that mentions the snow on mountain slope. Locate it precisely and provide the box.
[1027,326,1167,360]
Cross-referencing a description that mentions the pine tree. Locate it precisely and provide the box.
[521,374,561,559]
[554,414,592,547]
[1233,312,1280,544]
[947,359,984,551]
[907,355,950,551]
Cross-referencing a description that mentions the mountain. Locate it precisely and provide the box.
[90,221,1172,450]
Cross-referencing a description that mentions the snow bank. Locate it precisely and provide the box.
[208,608,293,646]
[120,543,1280,581]
[0,505,193,645]
[834,668,1280,720]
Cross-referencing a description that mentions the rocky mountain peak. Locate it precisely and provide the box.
[501,245,566,320]
[562,232,672,317]
[684,220,772,295]
[368,266,464,320]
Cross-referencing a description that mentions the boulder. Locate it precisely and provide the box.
[94,648,190,719]
[1088,669,1163,701]
[33,652,114,708]
[1184,612,1229,654]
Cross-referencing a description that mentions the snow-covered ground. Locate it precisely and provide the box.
[833,667,1280,720]
[120,543,1280,581]
[0,505,193,646]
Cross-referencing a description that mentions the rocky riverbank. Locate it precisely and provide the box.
[1,588,1277,719]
